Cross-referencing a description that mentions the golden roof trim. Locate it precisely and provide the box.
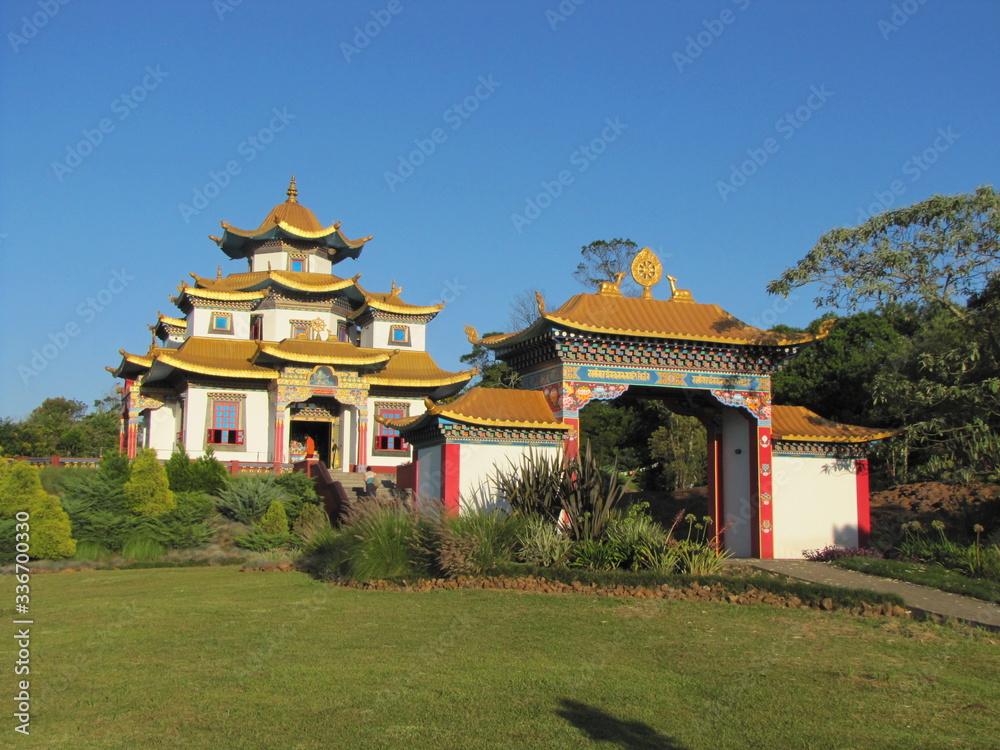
[192,271,359,294]
[155,352,278,380]
[363,368,477,388]
[220,219,372,246]
[255,340,393,366]
[174,283,266,302]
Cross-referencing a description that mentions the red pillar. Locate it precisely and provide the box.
[856,459,871,548]
[756,423,773,560]
[357,419,369,469]
[274,411,285,464]
[126,422,138,459]
[441,443,461,516]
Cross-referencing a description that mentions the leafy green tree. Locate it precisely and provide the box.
[190,448,229,495]
[165,448,194,492]
[769,187,1000,482]
[123,449,176,516]
[580,401,641,470]
[648,413,707,491]
[459,333,520,390]
[573,238,640,295]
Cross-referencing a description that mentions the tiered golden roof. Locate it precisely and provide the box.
[192,271,359,294]
[480,293,829,348]
[363,350,475,389]
[377,388,569,432]
[349,282,446,319]
[771,405,896,443]
[254,340,393,367]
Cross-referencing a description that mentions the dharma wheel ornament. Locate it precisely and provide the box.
[630,247,663,299]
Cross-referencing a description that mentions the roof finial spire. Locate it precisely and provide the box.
[287,174,298,203]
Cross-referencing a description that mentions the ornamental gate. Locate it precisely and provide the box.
[474,248,827,559]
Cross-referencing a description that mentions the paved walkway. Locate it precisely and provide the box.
[742,559,1000,630]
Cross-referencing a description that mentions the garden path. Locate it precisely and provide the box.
[743,559,1000,630]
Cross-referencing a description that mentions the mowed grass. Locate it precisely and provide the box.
[1,567,998,750]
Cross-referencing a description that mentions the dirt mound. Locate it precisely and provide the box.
[871,482,998,516]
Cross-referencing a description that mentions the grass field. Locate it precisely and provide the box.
[1,567,998,749]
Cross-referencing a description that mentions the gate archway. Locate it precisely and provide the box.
[471,249,830,558]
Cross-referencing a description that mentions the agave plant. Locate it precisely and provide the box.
[490,449,563,521]
[560,442,626,541]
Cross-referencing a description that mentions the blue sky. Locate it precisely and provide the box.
[1,0,998,420]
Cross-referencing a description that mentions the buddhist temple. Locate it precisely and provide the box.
[110,178,474,471]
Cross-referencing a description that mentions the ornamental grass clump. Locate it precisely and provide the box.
[217,475,286,525]
[516,514,572,567]
[435,509,524,577]
[342,498,435,581]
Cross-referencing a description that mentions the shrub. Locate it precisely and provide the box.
[491,450,562,521]
[165,449,194,492]
[274,471,320,523]
[342,499,434,581]
[570,538,626,571]
[190,448,229,496]
[97,450,132,484]
[560,442,626,541]
[157,491,214,549]
[121,535,168,562]
[297,526,353,579]
[516,514,572,567]
[233,529,294,552]
[804,545,884,562]
[603,504,675,572]
[293,503,330,541]
[217,475,285,525]
[123,449,175,516]
[0,461,76,559]
[436,509,524,577]
[259,500,290,535]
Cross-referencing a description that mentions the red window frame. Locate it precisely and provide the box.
[207,400,244,445]
[375,408,408,451]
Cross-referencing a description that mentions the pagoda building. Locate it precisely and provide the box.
[110,178,474,471]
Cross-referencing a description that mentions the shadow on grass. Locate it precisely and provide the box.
[557,699,689,749]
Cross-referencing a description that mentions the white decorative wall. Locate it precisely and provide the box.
[721,407,753,558]
[772,454,860,558]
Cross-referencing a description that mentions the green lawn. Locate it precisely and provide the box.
[2,567,998,749]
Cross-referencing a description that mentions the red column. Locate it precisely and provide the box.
[357,419,369,469]
[126,422,138,459]
[441,444,461,515]
[757,423,773,560]
[274,411,285,464]
[856,459,871,548]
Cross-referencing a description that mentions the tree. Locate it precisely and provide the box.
[768,188,1000,483]
[459,333,520,390]
[123,449,176,516]
[258,500,289,535]
[648,413,707,491]
[0,461,76,559]
[507,288,543,330]
[573,238,640,295]
[767,186,1000,318]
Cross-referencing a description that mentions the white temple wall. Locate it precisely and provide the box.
[721,407,753,558]
[360,320,427,351]
[147,402,180,459]
[416,443,442,501]
[188,307,251,339]
[181,386,270,461]
[259,308,348,343]
[248,248,333,275]
[772,454,859,558]
[458,442,560,514]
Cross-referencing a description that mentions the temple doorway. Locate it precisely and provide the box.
[289,398,342,468]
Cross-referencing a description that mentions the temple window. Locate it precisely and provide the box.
[290,320,310,339]
[337,321,350,343]
[289,255,306,273]
[374,404,409,453]
[388,324,411,346]
[249,314,263,340]
[207,398,244,445]
[210,312,233,334]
